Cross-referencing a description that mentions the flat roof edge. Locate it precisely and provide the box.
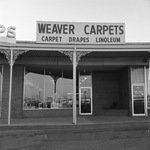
[16,40,150,45]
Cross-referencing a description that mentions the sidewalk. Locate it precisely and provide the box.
[0,116,93,126]
[0,116,150,130]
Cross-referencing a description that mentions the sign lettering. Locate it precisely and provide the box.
[0,25,16,38]
[36,21,125,44]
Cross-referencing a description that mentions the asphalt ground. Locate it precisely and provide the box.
[0,124,150,150]
[0,116,150,150]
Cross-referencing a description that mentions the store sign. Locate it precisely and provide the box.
[36,21,125,44]
[0,25,16,43]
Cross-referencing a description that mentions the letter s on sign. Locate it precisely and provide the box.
[7,26,16,38]
[0,25,6,33]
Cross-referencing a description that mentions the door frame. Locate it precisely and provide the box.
[132,83,146,116]
[79,87,93,115]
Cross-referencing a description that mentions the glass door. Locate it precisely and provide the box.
[132,84,146,116]
[79,73,92,115]
[131,67,147,116]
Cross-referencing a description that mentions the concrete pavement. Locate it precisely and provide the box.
[0,116,150,131]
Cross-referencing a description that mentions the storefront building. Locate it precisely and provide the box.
[0,22,150,124]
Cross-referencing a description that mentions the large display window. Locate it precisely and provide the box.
[23,67,73,109]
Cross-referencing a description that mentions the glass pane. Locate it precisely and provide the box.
[131,68,144,84]
[80,75,92,87]
[23,67,73,109]
[24,71,44,109]
[56,78,73,108]
[44,75,54,108]
[81,88,91,113]
[133,85,145,114]
[81,88,91,99]
[134,100,144,114]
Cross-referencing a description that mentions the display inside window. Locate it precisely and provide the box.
[23,67,73,109]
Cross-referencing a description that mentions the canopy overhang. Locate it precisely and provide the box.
[0,41,150,52]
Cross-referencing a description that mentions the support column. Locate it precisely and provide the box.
[73,49,77,124]
[59,50,91,124]
[8,49,13,125]
[144,66,148,116]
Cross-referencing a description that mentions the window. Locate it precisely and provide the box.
[23,67,73,109]
[24,69,45,109]
[0,65,2,118]
[131,67,144,84]
[79,75,92,87]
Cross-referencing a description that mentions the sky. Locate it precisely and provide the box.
[0,0,150,42]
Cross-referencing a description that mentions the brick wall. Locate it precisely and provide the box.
[11,65,24,118]
[93,71,120,115]
[1,64,10,118]
[23,109,73,118]
[1,64,24,119]
[120,67,132,116]
[92,68,130,116]
[119,67,131,115]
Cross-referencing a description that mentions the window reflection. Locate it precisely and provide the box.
[24,72,44,109]
[23,67,73,109]
[44,75,54,108]
[80,75,92,87]
[57,78,73,108]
